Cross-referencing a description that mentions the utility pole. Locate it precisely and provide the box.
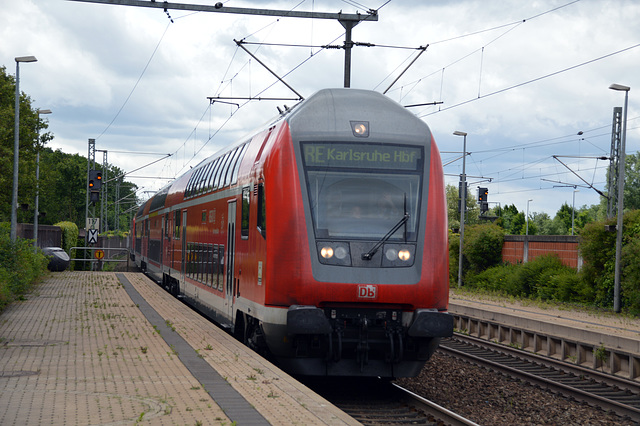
[85,138,96,231]
[608,107,622,218]
[67,0,378,88]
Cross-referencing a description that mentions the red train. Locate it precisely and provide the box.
[131,88,453,378]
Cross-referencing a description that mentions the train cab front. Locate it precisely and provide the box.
[268,89,454,377]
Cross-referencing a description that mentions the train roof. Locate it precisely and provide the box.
[286,88,431,143]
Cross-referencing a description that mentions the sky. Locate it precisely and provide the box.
[2,0,639,218]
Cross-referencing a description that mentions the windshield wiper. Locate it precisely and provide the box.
[361,212,409,261]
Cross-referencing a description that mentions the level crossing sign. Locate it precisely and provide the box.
[87,229,99,245]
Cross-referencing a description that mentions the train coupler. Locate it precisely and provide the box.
[356,317,370,372]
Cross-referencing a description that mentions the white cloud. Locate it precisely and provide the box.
[1,0,639,215]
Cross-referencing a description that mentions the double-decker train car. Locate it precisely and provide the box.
[131,88,453,378]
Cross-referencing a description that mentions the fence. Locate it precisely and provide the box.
[17,223,62,248]
[502,235,582,269]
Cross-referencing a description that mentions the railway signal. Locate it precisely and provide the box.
[478,187,489,212]
[89,169,102,202]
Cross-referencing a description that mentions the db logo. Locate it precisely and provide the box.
[357,285,377,299]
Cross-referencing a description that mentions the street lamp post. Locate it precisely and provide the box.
[571,189,579,236]
[453,131,467,288]
[526,199,533,236]
[11,55,38,242]
[34,109,52,249]
[610,83,630,313]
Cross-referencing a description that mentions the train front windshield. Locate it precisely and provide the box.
[302,142,424,241]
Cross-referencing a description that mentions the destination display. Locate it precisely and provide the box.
[302,142,422,171]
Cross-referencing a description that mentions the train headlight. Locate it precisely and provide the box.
[320,247,334,259]
[317,242,351,266]
[334,246,348,260]
[385,248,398,261]
[350,121,369,138]
[382,244,416,267]
[398,249,411,261]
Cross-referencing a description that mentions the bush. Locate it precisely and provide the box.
[0,222,49,312]
[622,227,640,314]
[465,262,520,294]
[463,224,504,273]
[465,253,582,303]
[534,262,590,302]
[580,209,640,310]
[448,229,461,285]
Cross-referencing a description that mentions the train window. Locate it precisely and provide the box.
[186,167,202,198]
[257,183,266,239]
[212,156,225,190]
[198,244,204,283]
[195,166,206,195]
[211,245,217,289]
[241,187,250,239]
[200,162,215,194]
[301,142,423,241]
[217,245,225,291]
[225,146,242,187]
[186,242,193,277]
[201,210,207,223]
[215,153,232,189]
[220,152,234,187]
[206,157,221,191]
[195,165,207,194]
[174,210,180,239]
[223,148,239,188]
[204,245,211,287]
[185,169,196,198]
[230,144,248,185]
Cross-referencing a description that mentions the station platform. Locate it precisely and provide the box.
[449,290,640,346]
[0,272,358,425]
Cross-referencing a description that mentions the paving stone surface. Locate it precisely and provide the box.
[0,271,357,425]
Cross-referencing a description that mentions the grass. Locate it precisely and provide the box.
[450,286,633,321]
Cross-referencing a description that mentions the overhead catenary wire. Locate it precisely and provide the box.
[96,21,172,140]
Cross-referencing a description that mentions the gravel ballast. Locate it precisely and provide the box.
[395,351,632,425]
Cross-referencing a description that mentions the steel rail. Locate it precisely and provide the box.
[452,333,640,393]
[440,336,640,422]
[391,383,480,426]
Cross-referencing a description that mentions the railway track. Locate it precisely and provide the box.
[303,377,478,425]
[440,334,640,423]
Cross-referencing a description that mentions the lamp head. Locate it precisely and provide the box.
[453,131,467,137]
[609,83,630,92]
[15,56,37,63]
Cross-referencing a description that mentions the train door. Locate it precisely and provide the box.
[181,210,187,282]
[226,200,237,318]
[160,214,165,266]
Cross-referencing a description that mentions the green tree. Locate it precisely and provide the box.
[495,204,528,234]
[554,203,574,234]
[579,210,640,309]
[0,65,137,233]
[531,212,561,235]
[37,149,88,227]
[446,183,481,230]
[0,66,52,223]
[463,223,504,272]
[623,152,640,211]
